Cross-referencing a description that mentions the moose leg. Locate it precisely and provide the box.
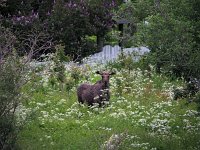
[77,93,84,104]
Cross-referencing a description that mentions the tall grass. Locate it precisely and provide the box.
[16,62,200,150]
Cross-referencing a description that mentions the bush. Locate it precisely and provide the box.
[133,0,200,80]
[0,55,22,149]
[51,44,68,90]
[0,24,28,149]
[173,78,200,101]
[107,51,139,73]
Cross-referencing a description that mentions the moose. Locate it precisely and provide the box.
[77,71,116,106]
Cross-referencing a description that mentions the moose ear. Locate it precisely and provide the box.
[96,71,101,74]
[109,72,116,75]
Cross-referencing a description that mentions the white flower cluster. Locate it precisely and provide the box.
[20,62,200,149]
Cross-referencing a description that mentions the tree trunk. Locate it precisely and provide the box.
[97,34,104,52]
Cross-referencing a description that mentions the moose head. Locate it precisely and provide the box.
[96,71,116,88]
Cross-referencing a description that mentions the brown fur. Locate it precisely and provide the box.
[77,71,115,106]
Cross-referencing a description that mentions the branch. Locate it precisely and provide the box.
[21,30,53,63]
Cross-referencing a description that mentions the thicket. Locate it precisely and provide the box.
[132,0,200,80]
[0,0,119,60]
[0,24,23,149]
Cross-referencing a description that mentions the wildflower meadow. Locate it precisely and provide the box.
[16,61,200,150]
[1,1,200,149]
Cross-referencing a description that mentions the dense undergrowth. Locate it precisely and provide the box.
[15,60,200,150]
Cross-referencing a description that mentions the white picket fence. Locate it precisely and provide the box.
[83,45,150,65]
[30,45,150,68]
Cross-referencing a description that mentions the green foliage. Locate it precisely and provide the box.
[0,0,116,60]
[113,1,136,47]
[54,44,70,63]
[0,56,21,149]
[70,65,83,84]
[54,56,65,83]
[136,54,151,70]
[194,92,200,108]
[115,77,123,96]
[50,44,68,90]
[48,45,84,92]
[65,76,75,96]
[17,63,200,150]
[85,35,96,43]
[107,51,138,73]
[105,30,121,46]
[47,0,115,58]
[1,1,200,149]
[0,115,18,150]
[0,25,24,149]
[133,0,200,79]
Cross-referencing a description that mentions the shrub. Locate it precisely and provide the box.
[52,44,69,90]
[133,0,200,80]
[0,24,34,149]
[107,51,138,73]
[0,54,23,149]
[0,24,21,149]
[70,65,83,85]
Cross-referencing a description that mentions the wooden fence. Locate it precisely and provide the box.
[83,45,150,65]
[30,45,150,68]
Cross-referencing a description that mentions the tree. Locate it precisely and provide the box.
[0,24,26,149]
[134,0,200,79]
[48,0,91,59]
[88,0,117,51]
[47,0,117,58]
[0,0,118,60]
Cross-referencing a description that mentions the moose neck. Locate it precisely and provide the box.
[101,80,109,89]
